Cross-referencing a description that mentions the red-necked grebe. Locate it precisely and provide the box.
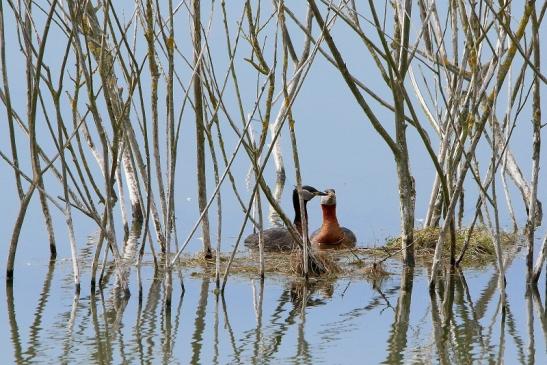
[244,185,326,251]
[310,189,356,249]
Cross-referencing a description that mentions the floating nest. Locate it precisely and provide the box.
[382,226,518,266]
[175,249,340,278]
[152,226,513,281]
[172,247,388,280]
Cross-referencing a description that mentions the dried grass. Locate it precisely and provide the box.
[383,226,517,266]
[166,226,515,281]
[288,250,341,277]
[172,248,387,280]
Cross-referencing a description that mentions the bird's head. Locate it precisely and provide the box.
[297,185,328,201]
[320,188,336,206]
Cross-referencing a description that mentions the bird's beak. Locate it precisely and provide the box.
[317,190,328,196]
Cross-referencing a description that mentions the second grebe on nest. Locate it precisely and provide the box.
[244,185,326,252]
[310,189,357,249]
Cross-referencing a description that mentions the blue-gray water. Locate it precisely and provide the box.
[1,241,545,364]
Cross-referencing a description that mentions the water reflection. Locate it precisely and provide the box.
[531,286,547,345]
[289,279,333,309]
[250,279,264,365]
[220,292,242,364]
[428,269,497,364]
[384,267,413,365]
[6,282,23,365]
[4,258,547,364]
[191,275,210,364]
[6,261,55,364]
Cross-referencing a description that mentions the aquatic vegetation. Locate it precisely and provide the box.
[384,227,518,267]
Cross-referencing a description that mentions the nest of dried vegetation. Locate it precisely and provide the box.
[174,247,390,281]
[171,226,514,282]
[381,226,518,266]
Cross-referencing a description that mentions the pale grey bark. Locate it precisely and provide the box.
[121,145,143,222]
[529,6,543,283]
[525,6,542,278]
[532,234,547,283]
[193,0,212,258]
[116,158,129,236]
[393,0,416,263]
[144,0,167,224]
[0,1,24,199]
[25,0,57,259]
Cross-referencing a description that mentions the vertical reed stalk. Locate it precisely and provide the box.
[192,0,212,258]
[144,0,167,224]
[525,5,541,280]
[26,0,57,260]
[0,1,23,200]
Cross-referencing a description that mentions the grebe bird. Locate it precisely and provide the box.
[310,189,356,249]
[244,185,326,251]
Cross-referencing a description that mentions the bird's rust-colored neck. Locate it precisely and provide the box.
[312,203,344,246]
[321,204,340,226]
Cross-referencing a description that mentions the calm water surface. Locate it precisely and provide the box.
[1,240,545,364]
